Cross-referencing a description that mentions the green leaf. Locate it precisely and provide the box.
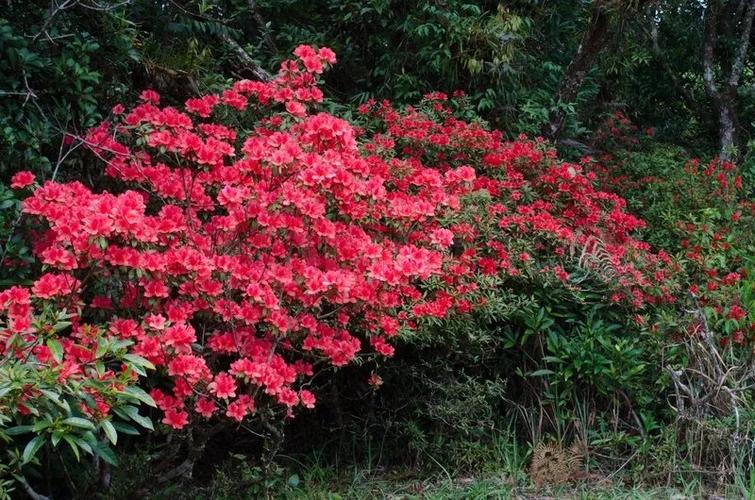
[6,425,33,435]
[121,405,154,431]
[22,435,45,464]
[542,356,564,364]
[63,435,80,461]
[529,369,555,377]
[52,321,71,333]
[47,339,64,362]
[51,431,64,447]
[124,363,146,377]
[62,417,96,431]
[95,338,108,358]
[122,386,156,407]
[72,436,93,455]
[111,421,140,436]
[122,354,155,371]
[101,420,117,446]
[92,442,118,466]
[32,419,52,432]
[40,389,70,411]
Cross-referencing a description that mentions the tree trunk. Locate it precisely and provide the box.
[543,3,612,140]
[702,0,755,160]
[717,94,738,161]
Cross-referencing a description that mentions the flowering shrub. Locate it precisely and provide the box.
[589,143,755,347]
[355,94,675,312]
[9,46,477,433]
[2,46,674,457]
[592,110,642,150]
[664,159,754,346]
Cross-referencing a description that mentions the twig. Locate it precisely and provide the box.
[16,476,51,500]
[33,0,77,42]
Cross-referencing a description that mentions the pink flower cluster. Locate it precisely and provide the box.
[9,46,475,429]
[2,45,674,431]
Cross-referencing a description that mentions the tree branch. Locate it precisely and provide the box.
[33,0,77,42]
[543,1,612,139]
[728,0,755,88]
[248,0,278,54]
[220,32,273,81]
[166,0,273,81]
[643,16,703,118]
[702,0,721,101]
[17,476,51,500]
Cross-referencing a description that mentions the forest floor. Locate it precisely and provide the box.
[277,471,739,499]
[122,463,749,499]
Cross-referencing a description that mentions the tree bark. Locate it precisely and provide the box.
[221,32,273,81]
[543,2,612,140]
[702,0,755,160]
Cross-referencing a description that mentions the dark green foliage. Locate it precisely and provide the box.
[0,184,32,287]
[256,0,600,136]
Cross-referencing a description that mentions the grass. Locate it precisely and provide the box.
[249,466,735,499]
[112,453,752,500]
[109,429,755,499]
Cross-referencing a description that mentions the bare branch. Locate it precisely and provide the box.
[220,32,273,81]
[17,476,51,500]
[33,0,78,42]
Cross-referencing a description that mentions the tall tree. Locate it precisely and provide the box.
[702,0,755,160]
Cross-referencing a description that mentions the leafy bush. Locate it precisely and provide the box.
[0,286,156,496]
[583,140,755,485]
[591,143,755,347]
[8,36,755,496]
[13,46,481,434]
[0,184,33,288]
[1,45,681,494]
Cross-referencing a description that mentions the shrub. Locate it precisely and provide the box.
[2,45,679,493]
[0,285,155,495]
[11,45,481,433]
[583,141,755,485]
[590,145,755,348]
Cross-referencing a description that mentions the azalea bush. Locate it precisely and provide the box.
[589,145,755,348]
[0,285,158,500]
[283,94,683,467]
[583,143,755,483]
[9,45,481,434]
[356,93,676,310]
[1,45,691,494]
[670,159,754,347]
